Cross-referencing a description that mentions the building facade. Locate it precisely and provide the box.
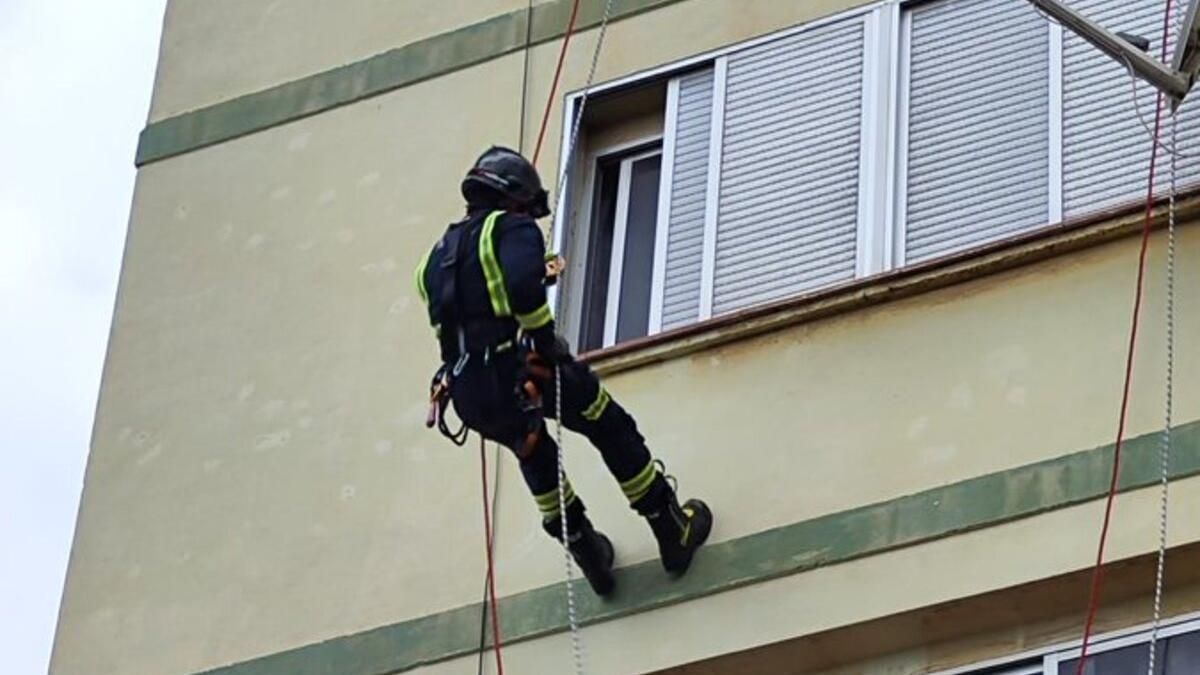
[52,0,1200,673]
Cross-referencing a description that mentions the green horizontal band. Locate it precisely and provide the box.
[196,420,1200,675]
[136,0,690,165]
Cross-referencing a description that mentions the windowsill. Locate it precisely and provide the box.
[581,189,1200,376]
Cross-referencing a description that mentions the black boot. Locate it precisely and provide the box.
[640,476,712,575]
[544,515,616,596]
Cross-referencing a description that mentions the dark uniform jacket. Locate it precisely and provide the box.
[415,209,554,363]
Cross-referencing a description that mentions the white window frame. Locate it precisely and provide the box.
[696,56,727,323]
[894,0,1065,268]
[563,134,663,349]
[928,612,1200,675]
[603,146,665,348]
[1042,614,1200,672]
[647,76,681,334]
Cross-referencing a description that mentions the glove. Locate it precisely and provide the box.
[526,325,574,364]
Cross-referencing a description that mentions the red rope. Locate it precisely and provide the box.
[531,0,583,164]
[480,438,505,674]
[1073,4,1173,671]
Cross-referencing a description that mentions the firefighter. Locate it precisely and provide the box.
[416,146,713,595]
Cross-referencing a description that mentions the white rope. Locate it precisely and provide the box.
[554,364,586,675]
[1147,5,1180,673]
[543,4,617,671]
[1122,54,1196,159]
[547,0,617,248]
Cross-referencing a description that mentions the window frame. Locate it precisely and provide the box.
[928,612,1200,675]
[567,135,664,350]
[1042,615,1200,673]
[603,145,665,348]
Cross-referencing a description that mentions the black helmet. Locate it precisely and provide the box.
[461,146,551,218]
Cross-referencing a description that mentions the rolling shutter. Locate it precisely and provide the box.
[661,67,714,330]
[902,0,1050,264]
[1063,0,1200,218]
[712,17,865,316]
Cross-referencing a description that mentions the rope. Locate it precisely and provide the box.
[1073,3,1174,673]
[1147,7,1181,673]
[479,436,505,674]
[1146,107,1176,675]
[1122,55,1195,159]
[518,0,535,154]
[532,0,583,165]
[544,0,617,249]
[554,364,586,675]
[476,12,535,670]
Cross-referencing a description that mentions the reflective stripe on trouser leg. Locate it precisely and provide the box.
[620,461,659,504]
[535,477,577,520]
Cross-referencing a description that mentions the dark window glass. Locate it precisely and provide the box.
[1164,630,1200,673]
[579,159,620,352]
[615,154,662,344]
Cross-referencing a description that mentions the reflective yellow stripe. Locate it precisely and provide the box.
[680,507,694,545]
[414,248,433,309]
[534,481,576,516]
[581,387,610,422]
[516,302,553,330]
[620,461,658,502]
[478,210,512,317]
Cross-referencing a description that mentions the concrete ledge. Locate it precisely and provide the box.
[585,193,1200,376]
[196,420,1200,675]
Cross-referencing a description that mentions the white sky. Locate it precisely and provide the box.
[0,0,167,671]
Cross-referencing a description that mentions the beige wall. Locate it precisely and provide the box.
[54,0,1200,673]
[149,0,548,120]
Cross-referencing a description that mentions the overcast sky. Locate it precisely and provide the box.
[0,0,167,671]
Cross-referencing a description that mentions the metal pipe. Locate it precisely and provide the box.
[1027,0,1191,101]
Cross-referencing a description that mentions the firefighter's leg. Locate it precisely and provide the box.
[452,354,614,595]
[547,360,713,575]
[514,429,614,595]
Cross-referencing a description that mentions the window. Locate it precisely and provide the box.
[554,0,1200,350]
[936,616,1200,675]
[897,0,1050,265]
[577,144,664,351]
[1050,627,1200,674]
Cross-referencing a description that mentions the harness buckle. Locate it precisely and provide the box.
[427,364,469,446]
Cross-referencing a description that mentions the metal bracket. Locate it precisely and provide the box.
[1026,0,1194,105]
